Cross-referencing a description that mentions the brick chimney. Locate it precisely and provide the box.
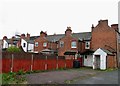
[10,36,15,45]
[21,34,25,39]
[98,20,108,26]
[3,36,7,40]
[111,24,119,31]
[65,27,72,36]
[12,36,15,39]
[91,24,94,31]
[27,33,30,40]
[40,31,47,37]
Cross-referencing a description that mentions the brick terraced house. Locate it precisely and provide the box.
[2,19,120,70]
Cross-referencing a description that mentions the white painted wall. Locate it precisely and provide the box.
[93,48,107,70]
[3,40,9,49]
[28,43,34,52]
[21,39,27,52]
[84,55,93,67]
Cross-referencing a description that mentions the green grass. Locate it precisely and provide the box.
[2,70,27,84]
[0,74,2,84]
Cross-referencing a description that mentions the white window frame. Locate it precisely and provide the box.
[85,41,90,49]
[35,42,38,47]
[43,42,47,47]
[71,41,77,48]
[60,41,64,47]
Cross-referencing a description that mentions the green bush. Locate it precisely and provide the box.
[2,71,27,84]
[17,69,25,75]
[7,46,21,52]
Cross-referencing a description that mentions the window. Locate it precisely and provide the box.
[60,41,64,47]
[85,41,90,49]
[43,42,47,47]
[35,42,38,47]
[85,55,87,59]
[71,41,77,48]
[23,43,26,47]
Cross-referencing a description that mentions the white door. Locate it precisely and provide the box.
[84,55,93,67]
[93,55,100,69]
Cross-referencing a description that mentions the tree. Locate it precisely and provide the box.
[7,46,21,52]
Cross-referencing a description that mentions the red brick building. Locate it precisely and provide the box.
[2,19,119,69]
[34,27,91,56]
[91,20,119,69]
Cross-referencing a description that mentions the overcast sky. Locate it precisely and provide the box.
[0,0,119,39]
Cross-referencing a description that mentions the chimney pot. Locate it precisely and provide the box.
[65,26,72,36]
[40,31,47,37]
[111,24,119,31]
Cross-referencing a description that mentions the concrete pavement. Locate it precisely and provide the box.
[25,68,118,84]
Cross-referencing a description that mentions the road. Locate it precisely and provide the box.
[72,70,118,84]
[25,68,118,84]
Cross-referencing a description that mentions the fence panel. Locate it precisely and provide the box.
[58,59,66,69]
[2,52,74,73]
[13,59,31,72]
[47,59,57,70]
[33,59,46,71]
[66,59,73,68]
[2,58,11,73]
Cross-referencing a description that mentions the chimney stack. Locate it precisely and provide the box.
[3,36,7,40]
[91,24,94,31]
[40,31,47,37]
[27,33,30,40]
[98,20,108,26]
[65,26,72,36]
[21,34,25,39]
[111,24,119,31]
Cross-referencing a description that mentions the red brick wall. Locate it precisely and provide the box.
[34,37,49,52]
[107,55,116,68]
[58,36,78,56]
[34,37,58,52]
[48,42,57,50]
[91,20,118,68]
[91,21,117,51]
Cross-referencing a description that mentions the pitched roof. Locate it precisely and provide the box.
[30,36,39,40]
[72,32,91,41]
[45,32,91,42]
[4,32,91,44]
[100,48,113,55]
[5,38,20,44]
[46,34,64,42]
[24,39,34,44]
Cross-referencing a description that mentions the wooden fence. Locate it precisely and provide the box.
[2,52,73,73]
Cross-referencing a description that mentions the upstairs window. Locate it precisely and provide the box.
[60,41,64,47]
[43,42,47,47]
[85,41,90,49]
[71,41,77,48]
[23,43,26,47]
[35,42,38,47]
